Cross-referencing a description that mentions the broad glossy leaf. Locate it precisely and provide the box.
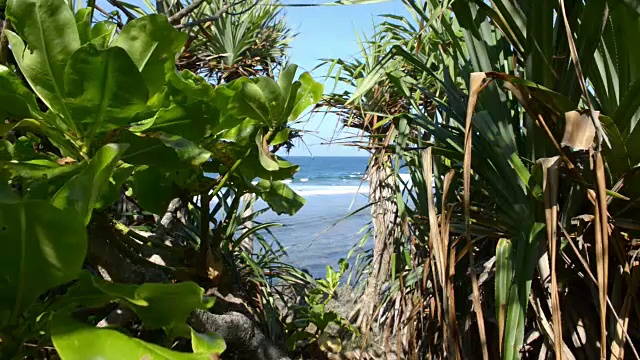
[0,200,86,325]
[74,8,92,45]
[130,104,216,142]
[160,134,212,167]
[290,72,324,120]
[270,128,291,146]
[217,118,260,147]
[114,15,187,97]
[90,21,117,49]
[52,315,223,360]
[256,130,279,171]
[278,64,299,117]
[119,131,210,169]
[64,44,149,138]
[51,144,128,225]
[0,65,41,120]
[5,0,80,123]
[238,151,300,182]
[4,160,83,199]
[232,81,274,125]
[132,166,176,215]
[255,179,305,215]
[191,328,226,355]
[1,118,81,159]
[68,274,214,329]
[133,68,220,141]
[95,164,135,209]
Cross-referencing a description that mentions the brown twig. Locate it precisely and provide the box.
[168,0,208,24]
[108,0,136,22]
[169,0,248,29]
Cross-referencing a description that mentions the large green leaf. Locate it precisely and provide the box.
[119,131,211,169]
[64,44,150,139]
[0,65,41,120]
[95,164,135,209]
[600,115,631,178]
[90,21,117,49]
[255,130,279,171]
[114,15,187,97]
[74,7,92,45]
[0,200,87,325]
[255,179,305,215]
[503,223,544,360]
[51,143,128,225]
[290,72,324,120]
[132,166,177,215]
[3,160,84,199]
[5,0,80,125]
[52,316,224,360]
[190,328,226,355]
[231,80,280,125]
[66,273,214,329]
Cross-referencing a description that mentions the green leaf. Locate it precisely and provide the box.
[4,160,84,199]
[232,81,274,125]
[114,15,187,97]
[69,274,214,329]
[64,44,149,139]
[52,315,222,360]
[130,104,214,143]
[5,0,80,124]
[600,115,631,178]
[120,131,211,168]
[159,134,212,167]
[217,118,260,147]
[90,21,117,49]
[190,328,226,355]
[132,166,176,215]
[277,64,299,117]
[255,179,305,215]
[75,8,92,45]
[495,238,512,350]
[0,200,87,325]
[51,144,128,225]
[255,130,279,171]
[95,164,135,209]
[270,128,291,146]
[0,65,42,120]
[503,224,544,360]
[290,72,324,121]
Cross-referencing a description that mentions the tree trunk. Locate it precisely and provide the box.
[355,156,398,330]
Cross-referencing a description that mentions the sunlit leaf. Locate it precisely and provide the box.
[51,143,128,225]
[0,200,86,325]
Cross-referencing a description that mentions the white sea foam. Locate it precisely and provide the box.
[300,178,309,182]
[293,185,369,196]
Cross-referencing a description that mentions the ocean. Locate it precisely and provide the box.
[257,156,373,278]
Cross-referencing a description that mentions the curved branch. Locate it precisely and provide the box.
[174,0,247,29]
[168,0,209,25]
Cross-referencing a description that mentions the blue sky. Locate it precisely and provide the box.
[281,0,407,156]
[106,0,409,156]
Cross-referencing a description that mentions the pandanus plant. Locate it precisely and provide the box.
[340,0,640,358]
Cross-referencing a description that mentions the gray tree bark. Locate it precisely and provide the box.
[354,156,398,330]
[189,310,290,360]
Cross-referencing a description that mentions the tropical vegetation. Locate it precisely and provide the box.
[0,0,328,358]
[2,0,640,359]
[323,0,640,358]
